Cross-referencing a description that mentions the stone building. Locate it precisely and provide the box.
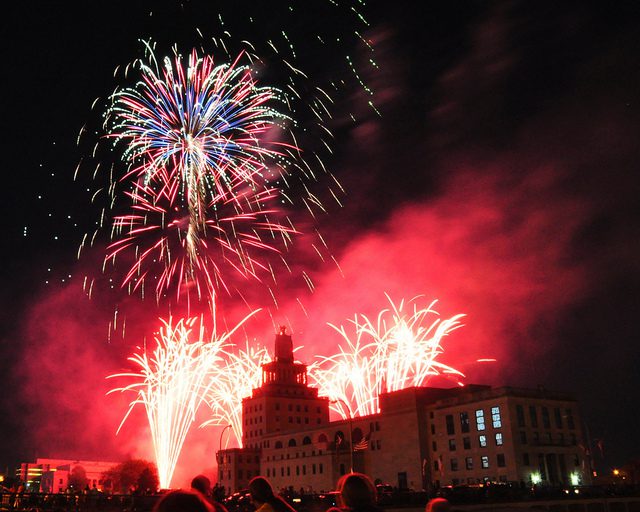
[217,330,591,493]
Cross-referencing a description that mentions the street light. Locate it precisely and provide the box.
[332,399,353,474]
[217,424,233,465]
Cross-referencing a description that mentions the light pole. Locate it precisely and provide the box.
[217,424,233,465]
[332,399,353,474]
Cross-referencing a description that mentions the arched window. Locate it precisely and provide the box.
[317,433,328,443]
[288,438,297,447]
[275,441,283,449]
[302,436,312,445]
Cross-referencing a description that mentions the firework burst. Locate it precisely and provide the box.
[309,296,466,417]
[107,313,257,488]
[201,342,272,447]
[103,44,300,305]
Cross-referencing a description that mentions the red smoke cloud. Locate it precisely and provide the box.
[282,159,590,387]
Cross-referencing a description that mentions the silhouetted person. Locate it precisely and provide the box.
[329,473,381,512]
[154,490,214,512]
[191,475,229,512]
[425,497,450,512]
[248,477,297,512]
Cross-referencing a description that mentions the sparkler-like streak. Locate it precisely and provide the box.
[309,296,466,418]
[107,313,258,488]
[201,342,272,447]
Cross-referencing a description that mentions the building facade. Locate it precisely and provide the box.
[19,458,119,493]
[217,331,591,493]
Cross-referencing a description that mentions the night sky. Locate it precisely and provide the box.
[1,1,639,483]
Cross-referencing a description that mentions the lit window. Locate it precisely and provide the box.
[478,435,487,448]
[475,409,485,431]
[491,406,502,428]
[481,456,489,469]
[495,433,503,446]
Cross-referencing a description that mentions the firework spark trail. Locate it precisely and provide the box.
[107,312,258,488]
[201,342,271,447]
[105,180,297,303]
[309,296,466,418]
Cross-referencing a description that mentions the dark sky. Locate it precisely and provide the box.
[1,1,639,480]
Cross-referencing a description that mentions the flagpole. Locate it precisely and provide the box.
[332,399,353,473]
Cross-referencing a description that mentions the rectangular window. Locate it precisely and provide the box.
[296,466,300,476]
[554,408,563,429]
[516,405,525,427]
[446,414,455,435]
[449,439,456,451]
[542,407,550,428]
[523,453,530,466]
[434,460,439,471]
[465,457,473,470]
[476,409,486,431]
[520,431,527,444]
[450,458,458,471]
[495,432,503,446]
[533,431,540,443]
[481,456,489,469]
[275,403,280,410]
[287,467,290,476]
[497,454,506,467]
[566,408,575,429]
[460,412,470,433]
[432,441,437,451]
[463,437,471,450]
[529,406,538,428]
[478,435,487,447]
[570,433,577,445]
[491,406,502,428]
[312,464,316,474]
[431,424,436,435]
[281,468,284,477]
[319,463,323,473]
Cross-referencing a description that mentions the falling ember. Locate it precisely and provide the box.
[309,296,467,417]
[107,312,258,488]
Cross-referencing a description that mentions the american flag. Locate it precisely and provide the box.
[353,433,370,451]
